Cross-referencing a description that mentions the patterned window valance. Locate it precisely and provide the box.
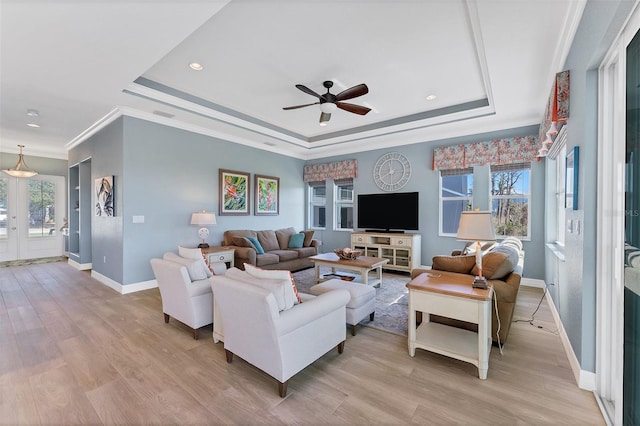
[303,159,357,182]
[539,70,570,144]
[432,136,538,170]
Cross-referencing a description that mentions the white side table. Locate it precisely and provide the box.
[202,246,234,269]
[407,272,493,379]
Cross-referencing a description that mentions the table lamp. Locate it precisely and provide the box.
[456,210,496,289]
[191,211,216,248]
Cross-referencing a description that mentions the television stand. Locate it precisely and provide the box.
[351,231,421,272]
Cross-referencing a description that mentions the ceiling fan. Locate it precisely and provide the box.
[283,80,371,125]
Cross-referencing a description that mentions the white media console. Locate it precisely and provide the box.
[351,231,422,273]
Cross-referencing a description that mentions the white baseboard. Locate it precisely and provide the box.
[521,277,546,288]
[68,258,92,270]
[91,270,158,294]
[544,286,596,391]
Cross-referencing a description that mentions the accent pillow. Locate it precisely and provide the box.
[431,255,476,274]
[276,227,297,250]
[244,264,303,304]
[471,244,519,279]
[231,236,253,248]
[245,237,265,254]
[257,230,279,252]
[224,267,291,311]
[163,252,208,281]
[178,246,213,277]
[288,233,304,249]
[300,230,315,247]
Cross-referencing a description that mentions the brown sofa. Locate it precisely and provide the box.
[222,228,319,271]
[411,237,524,344]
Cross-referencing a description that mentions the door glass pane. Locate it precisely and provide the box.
[28,179,56,238]
[0,178,6,239]
[625,29,640,425]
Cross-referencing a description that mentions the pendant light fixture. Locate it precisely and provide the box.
[3,145,38,178]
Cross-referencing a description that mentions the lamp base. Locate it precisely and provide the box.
[197,243,210,249]
[472,276,488,289]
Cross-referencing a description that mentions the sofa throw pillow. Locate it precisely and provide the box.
[245,237,265,254]
[431,255,476,274]
[275,227,297,250]
[244,264,303,304]
[178,246,213,277]
[288,233,304,249]
[300,230,315,247]
[224,268,291,311]
[231,236,253,248]
[471,244,520,279]
[163,252,208,281]
[257,230,280,252]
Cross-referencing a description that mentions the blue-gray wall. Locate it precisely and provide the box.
[548,0,636,373]
[310,125,545,279]
[0,153,67,177]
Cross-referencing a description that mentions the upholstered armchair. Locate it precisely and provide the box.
[210,274,350,397]
[150,258,214,339]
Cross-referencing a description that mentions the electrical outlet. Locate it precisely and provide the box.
[103,256,106,263]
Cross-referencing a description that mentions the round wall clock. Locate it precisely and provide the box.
[373,152,412,191]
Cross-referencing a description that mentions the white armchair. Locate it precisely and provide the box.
[150,258,213,339]
[210,275,350,397]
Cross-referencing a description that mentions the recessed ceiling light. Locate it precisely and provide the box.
[26,123,40,128]
[426,94,437,101]
[189,62,203,71]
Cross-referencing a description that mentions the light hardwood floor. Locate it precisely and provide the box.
[0,261,603,425]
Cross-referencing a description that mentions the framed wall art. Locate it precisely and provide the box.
[219,169,250,216]
[95,176,115,216]
[255,174,279,216]
[565,146,579,210]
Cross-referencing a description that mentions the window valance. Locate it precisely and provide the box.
[432,136,538,170]
[303,159,357,182]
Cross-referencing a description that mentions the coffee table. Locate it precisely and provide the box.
[309,253,390,287]
[406,272,493,379]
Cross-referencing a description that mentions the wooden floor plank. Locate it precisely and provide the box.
[0,260,605,425]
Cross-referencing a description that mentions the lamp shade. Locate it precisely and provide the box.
[191,211,216,226]
[456,211,496,242]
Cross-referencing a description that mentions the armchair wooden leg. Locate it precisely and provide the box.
[370,312,375,321]
[337,340,345,354]
[351,324,357,336]
[193,328,200,340]
[164,313,170,323]
[278,381,288,398]
[225,349,234,363]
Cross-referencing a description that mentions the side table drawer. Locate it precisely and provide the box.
[208,251,233,264]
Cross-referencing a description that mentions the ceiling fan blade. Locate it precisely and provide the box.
[335,84,368,101]
[296,84,323,99]
[336,102,371,115]
[283,102,319,110]
[319,112,331,123]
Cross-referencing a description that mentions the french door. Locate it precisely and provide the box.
[0,174,66,261]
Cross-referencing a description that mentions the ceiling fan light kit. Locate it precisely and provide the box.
[283,80,371,125]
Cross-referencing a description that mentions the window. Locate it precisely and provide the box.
[28,179,57,237]
[0,178,6,239]
[308,181,326,229]
[334,178,353,230]
[440,168,473,235]
[490,163,531,238]
[555,145,567,246]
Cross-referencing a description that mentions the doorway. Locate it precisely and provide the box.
[0,174,66,261]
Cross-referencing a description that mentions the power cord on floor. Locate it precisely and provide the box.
[513,285,559,335]
[491,285,504,356]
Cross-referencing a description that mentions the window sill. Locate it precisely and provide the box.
[546,242,565,262]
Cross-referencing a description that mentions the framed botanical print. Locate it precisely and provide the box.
[219,169,250,216]
[255,174,279,215]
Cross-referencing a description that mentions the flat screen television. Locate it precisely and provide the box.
[357,192,419,232]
